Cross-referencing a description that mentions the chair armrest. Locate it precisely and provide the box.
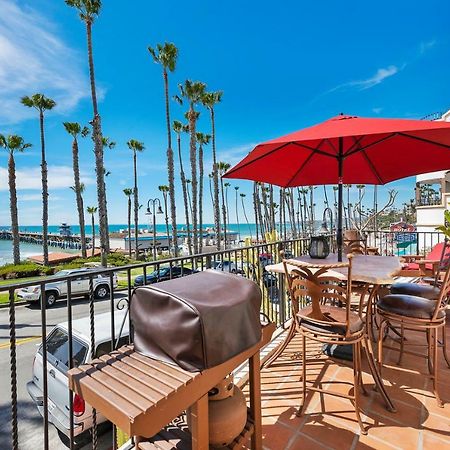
[417,259,440,266]
[401,254,425,262]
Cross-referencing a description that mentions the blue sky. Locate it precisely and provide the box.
[0,0,449,226]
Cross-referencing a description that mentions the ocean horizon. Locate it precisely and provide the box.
[0,222,278,266]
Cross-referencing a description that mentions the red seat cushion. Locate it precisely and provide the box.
[403,262,433,271]
[402,242,449,271]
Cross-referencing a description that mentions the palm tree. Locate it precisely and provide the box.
[87,206,98,257]
[173,120,192,254]
[240,193,252,240]
[66,0,109,266]
[185,179,193,218]
[127,139,145,257]
[0,135,32,264]
[224,182,231,238]
[202,90,223,250]
[195,132,211,253]
[158,185,171,252]
[123,188,133,258]
[148,42,179,256]
[70,181,86,251]
[176,80,206,254]
[218,162,231,247]
[234,186,240,241]
[21,94,56,265]
[63,122,89,258]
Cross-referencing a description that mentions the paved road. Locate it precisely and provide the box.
[0,293,128,449]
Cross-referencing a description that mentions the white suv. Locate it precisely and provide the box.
[16,268,118,308]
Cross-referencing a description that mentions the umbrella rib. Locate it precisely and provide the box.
[287,138,336,186]
[397,132,450,149]
[345,133,398,157]
[224,142,292,175]
[360,149,384,184]
[285,147,321,187]
[345,136,366,156]
[292,140,337,158]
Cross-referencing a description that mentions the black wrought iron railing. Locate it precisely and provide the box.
[0,237,310,450]
[2,230,444,449]
[416,196,442,207]
[365,229,445,257]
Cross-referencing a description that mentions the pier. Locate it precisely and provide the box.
[0,229,91,251]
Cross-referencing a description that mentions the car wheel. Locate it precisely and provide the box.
[94,285,110,299]
[43,291,57,308]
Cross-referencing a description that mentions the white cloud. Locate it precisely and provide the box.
[0,165,95,191]
[0,0,90,124]
[328,65,400,94]
[419,39,436,55]
[19,193,61,201]
[372,107,383,114]
[203,142,258,170]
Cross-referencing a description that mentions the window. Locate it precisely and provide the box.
[40,328,88,374]
[95,335,130,358]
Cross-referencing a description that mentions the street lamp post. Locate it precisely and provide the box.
[146,198,164,260]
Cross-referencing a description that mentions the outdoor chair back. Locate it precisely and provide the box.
[282,255,359,339]
[343,238,367,255]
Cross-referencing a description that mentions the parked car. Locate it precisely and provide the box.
[212,260,245,274]
[16,268,118,308]
[27,310,129,447]
[133,266,196,286]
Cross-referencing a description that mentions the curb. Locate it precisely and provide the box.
[0,300,28,309]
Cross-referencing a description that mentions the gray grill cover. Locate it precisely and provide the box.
[130,270,262,372]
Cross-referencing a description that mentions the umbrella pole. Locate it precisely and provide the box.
[337,137,344,262]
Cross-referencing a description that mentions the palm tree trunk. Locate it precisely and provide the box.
[198,143,204,254]
[241,196,252,240]
[188,107,198,254]
[72,138,87,258]
[8,152,20,264]
[253,183,259,242]
[91,214,95,257]
[86,19,108,266]
[210,108,221,251]
[162,191,170,253]
[127,197,132,258]
[176,133,192,255]
[208,176,214,207]
[39,110,49,265]
[163,70,177,256]
[220,176,227,248]
[225,184,230,243]
[133,150,139,258]
[235,189,240,241]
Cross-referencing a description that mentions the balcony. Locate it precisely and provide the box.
[1,232,449,449]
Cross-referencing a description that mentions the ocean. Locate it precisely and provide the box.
[0,223,264,266]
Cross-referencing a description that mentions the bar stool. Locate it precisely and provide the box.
[377,261,450,407]
[283,254,369,434]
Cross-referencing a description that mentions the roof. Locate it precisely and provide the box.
[58,309,129,344]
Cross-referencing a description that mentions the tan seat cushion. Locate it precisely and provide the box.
[390,283,440,300]
[297,304,364,335]
[377,294,444,320]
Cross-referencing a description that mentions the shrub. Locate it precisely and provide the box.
[0,262,54,280]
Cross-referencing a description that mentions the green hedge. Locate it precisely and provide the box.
[0,253,138,281]
[0,263,54,280]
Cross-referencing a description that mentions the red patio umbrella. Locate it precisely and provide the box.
[224,114,450,260]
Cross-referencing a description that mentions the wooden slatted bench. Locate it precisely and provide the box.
[68,322,275,450]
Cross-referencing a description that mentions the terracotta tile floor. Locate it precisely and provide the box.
[252,313,450,450]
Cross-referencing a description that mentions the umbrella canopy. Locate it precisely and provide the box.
[224,114,450,186]
[224,114,450,260]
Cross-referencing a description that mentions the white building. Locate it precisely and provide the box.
[415,110,450,250]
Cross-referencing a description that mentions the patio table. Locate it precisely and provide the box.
[264,253,402,413]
